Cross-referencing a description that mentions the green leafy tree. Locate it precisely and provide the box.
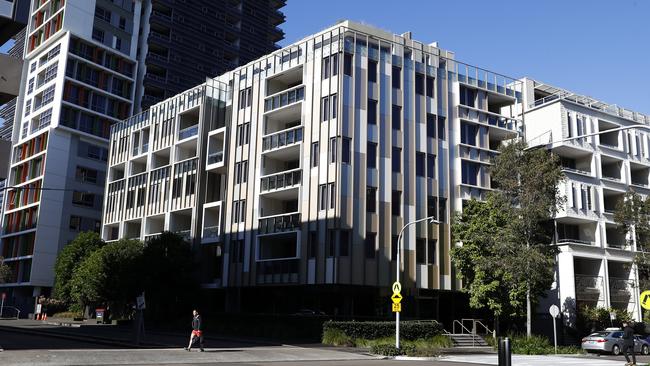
[140,232,196,320]
[452,140,564,336]
[70,238,145,314]
[0,256,11,283]
[53,232,105,304]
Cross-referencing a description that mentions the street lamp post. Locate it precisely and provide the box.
[395,215,439,349]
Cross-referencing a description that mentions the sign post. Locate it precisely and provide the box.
[392,281,402,348]
[0,292,5,318]
[549,304,560,354]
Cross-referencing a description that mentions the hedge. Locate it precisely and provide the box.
[323,320,443,341]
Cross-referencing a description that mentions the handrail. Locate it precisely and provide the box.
[0,306,21,319]
[473,320,495,338]
[453,320,476,347]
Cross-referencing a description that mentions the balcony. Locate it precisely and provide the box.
[206,129,226,172]
[202,201,223,244]
[557,238,594,246]
[260,169,301,194]
[258,212,301,235]
[262,126,302,154]
[208,151,223,165]
[609,278,633,303]
[264,85,305,113]
[256,258,299,284]
[575,275,604,301]
[178,125,198,140]
[457,105,520,139]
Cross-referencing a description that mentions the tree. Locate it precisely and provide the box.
[0,256,11,284]
[451,140,564,336]
[53,231,105,304]
[69,238,145,314]
[615,191,650,297]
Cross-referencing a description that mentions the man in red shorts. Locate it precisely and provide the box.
[185,309,204,352]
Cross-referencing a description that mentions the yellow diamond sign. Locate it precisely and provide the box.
[391,292,402,304]
[641,290,650,310]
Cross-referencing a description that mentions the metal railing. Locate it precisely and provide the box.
[561,167,592,175]
[208,151,224,165]
[258,212,301,234]
[260,169,301,192]
[557,238,594,246]
[264,85,305,112]
[262,126,303,152]
[0,306,21,319]
[178,125,198,140]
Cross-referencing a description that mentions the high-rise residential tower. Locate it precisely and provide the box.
[0,0,285,313]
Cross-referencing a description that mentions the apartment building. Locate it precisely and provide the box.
[0,0,286,314]
[523,78,648,328]
[102,21,523,321]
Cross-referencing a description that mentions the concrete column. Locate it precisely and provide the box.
[557,250,576,327]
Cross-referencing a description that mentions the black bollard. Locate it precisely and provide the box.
[498,337,512,366]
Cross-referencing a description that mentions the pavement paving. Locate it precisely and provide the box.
[441,353,646,365]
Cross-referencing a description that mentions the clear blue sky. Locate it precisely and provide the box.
[280,0,650,115]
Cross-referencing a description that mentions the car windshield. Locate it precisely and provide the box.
[588,332,609,337]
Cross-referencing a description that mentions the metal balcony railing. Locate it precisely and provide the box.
[175,229,191,241]
[258,212,301,234]
[575,275,603,300]
[207,151,224,165]
[557,238,594,246]
[178,125,198,140]
[260,169,301,192]
[264,85,305,112]
[262,126,303,152]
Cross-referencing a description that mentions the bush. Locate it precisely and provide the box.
[323,320,443,341]
[322,328,354,347]
[499,335,584,355]
[51,311,83,319]
[370,343,415,356]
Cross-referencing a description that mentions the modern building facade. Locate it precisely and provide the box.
[0,0,285,313]
[523,79,648,332]
[102,21,523,322]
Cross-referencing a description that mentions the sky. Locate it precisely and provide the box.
[280,0,650,115]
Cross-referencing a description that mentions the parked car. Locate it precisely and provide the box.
[581,330,650,355]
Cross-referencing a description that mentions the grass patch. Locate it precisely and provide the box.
[487,334,584,355]
[323,328,450,357]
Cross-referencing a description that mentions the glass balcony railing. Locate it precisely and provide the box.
[203,225,221,240]
[262,126,303,152]
[258,212,301,234]
[178,125,198,140]
[256,259,299,284]
[264,85,305,112]
[207,151,224,165]
[260,169,301,192]
[175,229,191,241]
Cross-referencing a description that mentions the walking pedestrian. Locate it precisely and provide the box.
[185,309,204,352]
[622,321,636,366]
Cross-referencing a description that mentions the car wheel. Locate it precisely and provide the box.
[643,345,649,355]
[612,345,621,356]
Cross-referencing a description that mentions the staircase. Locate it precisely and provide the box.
[449,333,489,347]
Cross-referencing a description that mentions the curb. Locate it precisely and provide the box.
[394,355,439,361]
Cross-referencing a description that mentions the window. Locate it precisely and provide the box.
[119,17,126,30]
[416,239,426,264]
[237,123,250,146]
[391,235,399,261]
[24,100,31,116]
[416,152,425,176]
[232,200,246,223]
[72,191,95,207]
[366,186,377,213]
[428,239,436,264]
[392,191,401,216]
[392,147,401,172]
[231,240,244,263]
[365,232,376,259]
[459,86,476,107]
[367,99,377,125]
[115,37,122,51]
[343,53,353,76]
[308,231,318,259]
[339,230,350,256]
[367,142,377,169]
[438,116,446,140]
[311,142,319,167]
[185,173,196,195]
[368,60,377,83]
[322,56,330,79]
[76,166,98,184]
[462,161,479,186]
[327,231,335,257]
[239,87,252,109]
[329,137,337,163]
[28,78,34,94]
[95,6,111,22]
[319,184,327,210]
[427,114,436,138]
[426,76,435,97]
[427,154,436,178]
[92,28,105,43]
[342,137,351,164]
[415,73,424,95]
[438,198,447,222]
[331,94,338,119]
[392,66,401,88]
[321,96,330,121]
[392,105,401,130]
[328,183,336,209]
[30,62,37,73]
[331,54,339,77]
[40,85,56,107]
[235,161,248,184]
[43,63,58,84]
[69,216,81,231]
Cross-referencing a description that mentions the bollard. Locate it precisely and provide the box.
[498,337,512,366]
